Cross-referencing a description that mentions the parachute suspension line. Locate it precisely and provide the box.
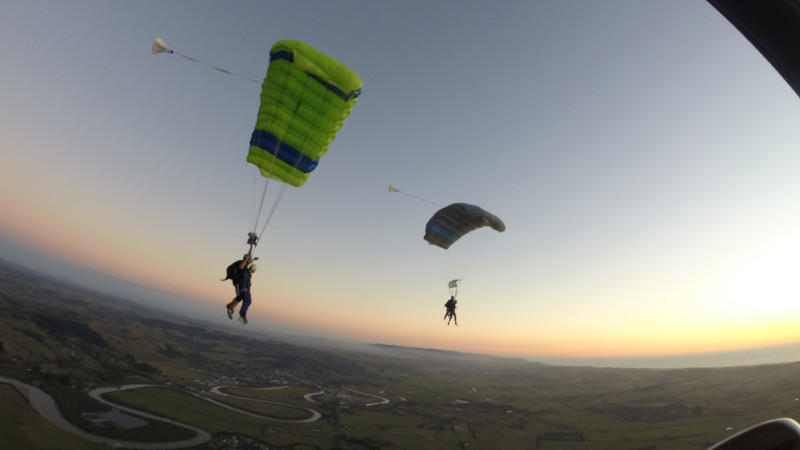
[257,181,288,240]
[429,245,453,291]
[252,171,270,233]
[250,139,292,247]
[252,64,333,246]
[431,246,463,299]
[428,228,501,295]
[456,229,500,279]
[251,142,281,234]
[249,53,293,246]
[246,161,264,237]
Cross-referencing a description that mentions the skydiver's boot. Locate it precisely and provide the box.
[238,314,248,325]
[226,297,240,320]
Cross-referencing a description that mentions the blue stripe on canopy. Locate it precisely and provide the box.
[249,130,319,173]
[425,222,460,248]
[270,50,294,63]
[270,50,362,102]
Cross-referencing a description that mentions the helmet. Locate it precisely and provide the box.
[248,263,258,272]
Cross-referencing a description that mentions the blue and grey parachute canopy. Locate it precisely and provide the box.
[424,203,506,250]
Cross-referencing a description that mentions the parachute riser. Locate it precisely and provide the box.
[247,232,260,255]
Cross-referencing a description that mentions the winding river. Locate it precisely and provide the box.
[0,376,326,449]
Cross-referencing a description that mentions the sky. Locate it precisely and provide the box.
[2,1,800,361]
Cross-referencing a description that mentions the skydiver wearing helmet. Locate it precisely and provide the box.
[444,296,458,326]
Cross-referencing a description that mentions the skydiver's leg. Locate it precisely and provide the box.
[239,291,252,316]
[228,284,243,309]
[227,285,243,320]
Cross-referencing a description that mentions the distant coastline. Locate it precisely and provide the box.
[524,341,800,369]
[368,341,800,370]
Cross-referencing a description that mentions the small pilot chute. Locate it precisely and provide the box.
[152,38,261,84]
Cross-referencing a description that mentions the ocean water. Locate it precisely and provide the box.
[528,341,800,368]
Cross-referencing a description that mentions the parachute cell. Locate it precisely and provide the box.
[248,40,362,187]
[424,203,506,250]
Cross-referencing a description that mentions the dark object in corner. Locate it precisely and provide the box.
[707,0,800,98]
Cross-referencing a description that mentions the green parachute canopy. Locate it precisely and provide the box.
[248,40,362,187]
